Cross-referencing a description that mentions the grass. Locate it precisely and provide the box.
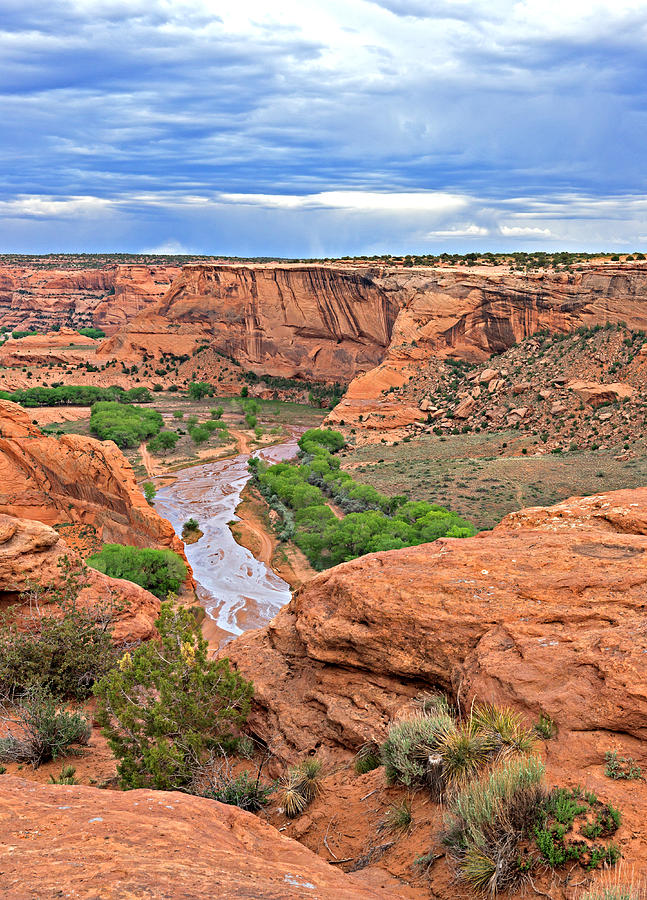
[279,757,324,818]
[354,741,381,774]
[342,431,647,530]
[379,798,413,834]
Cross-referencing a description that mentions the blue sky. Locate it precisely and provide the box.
[1,0,647,255]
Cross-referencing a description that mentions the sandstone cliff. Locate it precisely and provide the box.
[0,513,159,642]
[0,776,392,899]
[0,400,186,560]
[225,485,647,766]
[99,264,400,382]
[0,264,179,334]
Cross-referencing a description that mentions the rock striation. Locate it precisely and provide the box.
[0,776,392,899]
[99,264,400,382]
[0,264,179,334]
[0,513,160,642]
[225,486,647,765]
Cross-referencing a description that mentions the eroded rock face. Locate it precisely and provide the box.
[0,513,159,642]
[0,776,392,899]
[99,264,400,382]
[225,486,647,764]
[0,264,179,334]
[0,400,186,559]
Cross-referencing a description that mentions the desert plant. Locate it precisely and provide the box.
[379,798,412,834]
[192,753,274,812]
[0,688,90,768]
[438,721,493,787]
[143,481,156,504]
[354,740,381,774]
[87,544,186,600]
[94,603,253,790]
[381,711,453,791]
[470,703,536,757]
[49,764,79,785]
[535,713,557,739]
[0,558,120,700]
[443,756,546,894]
[279,757,324,817]
[604,751,643,781]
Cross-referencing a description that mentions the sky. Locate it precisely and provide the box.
[1,0,647,255]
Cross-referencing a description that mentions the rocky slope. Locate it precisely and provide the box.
[99,264,400,382]
[226,485,647,765]
[0,513,160,642]
[0,400,187,561]
[0,264,179,334]
[0,776,391,899]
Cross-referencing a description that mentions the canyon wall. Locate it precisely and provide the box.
[99,264,400,382]
[0,264,179,333]
[0,400,186,559]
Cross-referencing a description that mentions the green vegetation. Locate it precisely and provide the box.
[250,428,474,569]
[77,327,106,339]
[0,384,152,407]
[379,798,413,834]
[11,329,39,339]
[198,766,274,811]
[188,381,214,400]
[49,764,80,785]
[0,687,91,768]
[147,430,180,453]
[89,401,163,448]
[142,481,156,504]
[279,757,324,817]
[87,544,186,599]
[94,603,253,789]
[604,750,643,780]
[0,559,119,700]
[354,740,382,774]
[182,518,201,540]
[534,713,557,739]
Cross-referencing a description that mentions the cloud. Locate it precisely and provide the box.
[499,225,553,238]
[1,1,646,252]
[426,224,489,238]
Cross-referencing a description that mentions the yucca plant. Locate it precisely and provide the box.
[470,703,535,758]
[439,721,493,787]
[49,764,79,785]
[279,757,324,817]
[354,740,381,775]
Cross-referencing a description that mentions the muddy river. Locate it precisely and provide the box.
[154,438,299,647]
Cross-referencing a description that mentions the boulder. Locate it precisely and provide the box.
[0,777,390,899]
[567,380,636,407]
[226,487,647,764]
[0,512,160,642]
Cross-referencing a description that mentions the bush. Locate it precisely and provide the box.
[210,406,224,419]
[189,424,211,444]
[0,559,119,700]
[90,401,162,448]
[0,687,91,768]
[279,757,324,817]
[443,757,546,894]
[143,482,156,504]
[188,382,212,400]
[354,740,381,774]
[77,327,106,339]
[147,430,180,453]
[194,756,274,811]
[87,544,186,599]
[94,603,253,789]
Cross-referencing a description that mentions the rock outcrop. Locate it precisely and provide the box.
[0,513,160,642]
[0,776,392,899]
[0,400,186,559]
[99,264,400,382]
[0,264,179,334]
[225,486,647,765]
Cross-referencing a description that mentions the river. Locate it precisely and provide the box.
[154,437,299,648]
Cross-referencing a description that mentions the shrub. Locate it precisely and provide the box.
[90,401,163,448]
[535,712,557,739]
[143,481,156,504]
[443,756,546,894]
[49,764,79,785]
[77,327,106,339]
[0,687,91,768]
[188,382,212,400]
[147,430,180,453]
[87,544,186,599]
[379,798,412,834]
[189,425,211,444]
[182,518,200,535]
[381,711,453,792]
[354,740,381,774]
[192,754,274,811]
[94,603,253,789]
[604,750,643,780]
[210,406,224,419]
[0,559,119,700]
[279,757,324,817]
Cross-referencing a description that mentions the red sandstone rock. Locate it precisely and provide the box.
[225,486,647,765]
[0,513,160,642]
[567,379,636,406]
[0,400,185,560]
[0,776,391,899]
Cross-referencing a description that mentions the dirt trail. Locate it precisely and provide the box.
[229,428,251,454]
[138,442,157,477]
